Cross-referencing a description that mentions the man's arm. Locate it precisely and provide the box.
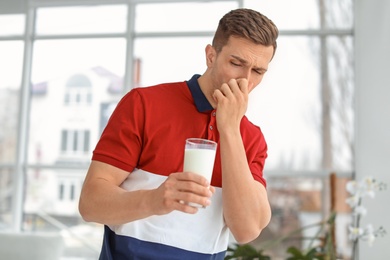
[78,160,213,225]
[219,132,271,244]
[213,78,271,244]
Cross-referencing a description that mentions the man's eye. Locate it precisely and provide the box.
[254,69,265,75]
[231,61,241,66]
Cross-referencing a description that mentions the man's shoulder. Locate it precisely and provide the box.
[127,80,191,106]
[241,116,265,141]
[134,81,187,93]
[241,116,261,132]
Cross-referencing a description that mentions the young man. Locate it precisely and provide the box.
[79,8,279,260]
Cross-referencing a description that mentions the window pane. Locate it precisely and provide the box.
[0,41,24,164]
[324,0,354,29]
[61,130,67,151]
[36,5,127,35]
[135,1,238,32]
[24,168,102,258]
[70,183,75,200]
[251,176,352,259]
[244,0,353,30]
[247,36,322,171]
[0,14,25,36]
[59,183,64,200]
[327,36,354,171]
[84,130,90,152]
[0,39,23,230]
[134,37,212,87]
[73,131,78,152]
[244,0,320,29]
[0,168,13,229]
[28,39,125,165]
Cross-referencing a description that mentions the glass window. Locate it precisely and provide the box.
[244,0,353,30]
[1,2,355,259]
[248,36,322,171]
[28,38,125,165]
[59,183,64,200]
[252,175,352,259]
[60,129,91,154]
[31,39,125,84]
[135,1,238,32]
[244,0,320,29]
[0,168,13,229]
[24,168,90,225]
[65,74,93,106]
[327,36,354,171]
[324,0,354,29]
[134,37,213,87]
[0,41,24,164]
[0,14,25,36]
[70,183,75,200]
[35,5,127,35]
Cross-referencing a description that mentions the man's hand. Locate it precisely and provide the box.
[79,161,215,225]
[151,172,215,215]
[212,78,250,132]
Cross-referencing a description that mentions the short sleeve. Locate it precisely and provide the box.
[92,89,145,172]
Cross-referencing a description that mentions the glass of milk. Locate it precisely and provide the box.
[183,138,217,207]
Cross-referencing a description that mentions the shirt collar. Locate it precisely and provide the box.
[186,74,213,112]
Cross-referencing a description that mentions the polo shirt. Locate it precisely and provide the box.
[93,74,268,260]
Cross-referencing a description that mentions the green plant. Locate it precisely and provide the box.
[286,247,324,260]
[225,244,271,260]
[225,212,337,260]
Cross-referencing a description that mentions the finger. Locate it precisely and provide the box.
[213,89,225,103]
[219,82,234,97]
[175,180,213,199]
[177,191,212,208]
[176,200,199,214]
[175,171,210,186]
[227,78,241,93]
[236,78,249,94]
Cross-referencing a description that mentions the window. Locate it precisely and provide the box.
[60,130,90,154]
[64,74,93,106]
[58,181,76,201]
[1,1,355,259]
[59,183,64,200]
[0,13,25,230]
[0,14,25,36]
[35,5,127,35]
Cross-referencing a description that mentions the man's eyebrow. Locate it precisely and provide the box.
[231,55,248,65]
[231,55,267,72]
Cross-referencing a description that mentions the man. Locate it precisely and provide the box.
[79,8,278,260]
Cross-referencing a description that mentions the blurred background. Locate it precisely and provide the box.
[0,0,389,259]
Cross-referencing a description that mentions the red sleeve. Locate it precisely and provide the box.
[250,137,268,188]
[241,117,268,188]
[92,89,144,172]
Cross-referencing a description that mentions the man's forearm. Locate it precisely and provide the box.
[220,131,271,243]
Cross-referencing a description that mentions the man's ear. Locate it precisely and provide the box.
[205,44,216,67]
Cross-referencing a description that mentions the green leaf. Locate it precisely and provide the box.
[286,246,306,258]
[225,244,271,260]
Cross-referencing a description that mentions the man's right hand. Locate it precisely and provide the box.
[151,171,214,215]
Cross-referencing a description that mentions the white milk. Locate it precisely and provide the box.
[183,148,216,182]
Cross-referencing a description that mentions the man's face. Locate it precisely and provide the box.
[206,36,274,93]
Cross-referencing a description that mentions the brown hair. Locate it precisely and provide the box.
[212,8,279,58]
